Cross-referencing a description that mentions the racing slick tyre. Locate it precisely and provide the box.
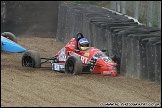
[22,50,41,68]
[1,32,18,43]
[65,56,83,75]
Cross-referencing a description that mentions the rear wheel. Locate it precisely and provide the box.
[65,56,83,75]
[1,32,17,43]
[22,50,41,68]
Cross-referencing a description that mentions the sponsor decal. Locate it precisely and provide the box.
[103,71,112,75]
[52,63,64,71]
[101,66,107,69]
[84,52,89,56]
[58,47,66,61]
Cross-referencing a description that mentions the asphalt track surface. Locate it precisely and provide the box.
[1,37,161,107]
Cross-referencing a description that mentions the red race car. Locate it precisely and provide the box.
[22,33,117,76]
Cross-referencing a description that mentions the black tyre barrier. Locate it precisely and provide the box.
[132,34,161,81]
[111,29,128,58]
[90,18,120,24]
[90,19,122,24]
[4,1,59,37]
[110,26,141,55]
[110,26,138,33]
[120,29,152,75]
[110,26,141,56]
[99,22,138,29]
[117,26,160,60]
[154,41,161,84]
[146,38,161,82]
[124,34,158,78]
[85,13,112,18]
[139,39,150,80]
[110,15,132,22]
[123,19,135,22]
[103,23,139,30]
[108,26,144,61]
[138,34,161,80]
[56,5,68,42]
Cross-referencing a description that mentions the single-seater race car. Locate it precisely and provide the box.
[1,32,26,53]
[21,36,118,76]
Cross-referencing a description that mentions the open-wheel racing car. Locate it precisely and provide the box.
[21,34,118,76]
[1,32,26,53]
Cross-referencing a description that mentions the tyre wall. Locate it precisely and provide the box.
[56,4,161,84]
[1,1,60,37]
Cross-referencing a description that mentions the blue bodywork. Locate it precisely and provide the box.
[1,36,26,53]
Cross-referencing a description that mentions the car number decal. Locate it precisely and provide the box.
[68,51,89,64]
[80,56,88,64]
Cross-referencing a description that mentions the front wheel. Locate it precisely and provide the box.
[65,56,83,75]
[1,32,18,43]
[22,50,41,68]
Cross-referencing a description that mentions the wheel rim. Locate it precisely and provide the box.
[22,55,34,67]
[66,59,75,74]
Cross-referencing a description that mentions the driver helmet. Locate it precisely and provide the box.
[78,38,89,51]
